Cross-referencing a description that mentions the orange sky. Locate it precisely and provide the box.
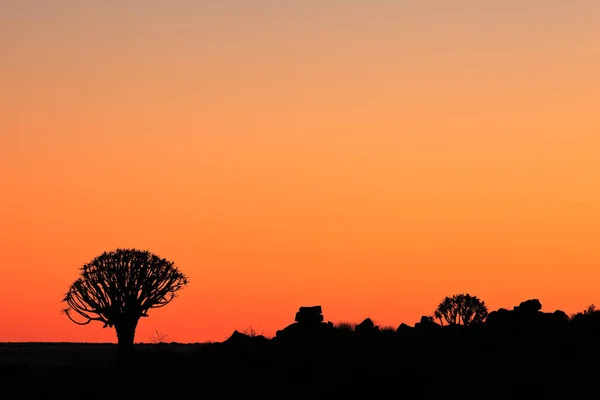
[1,1,599,343]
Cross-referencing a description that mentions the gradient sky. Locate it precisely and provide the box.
[1,1,599,343]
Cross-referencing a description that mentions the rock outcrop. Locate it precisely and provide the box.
[355,318,379,336]
[275,305,335,343]
[414,316,441,330]
[295,306,324,324]
[223,330,268,348]
[486,299,569,330]
[396,323,413,334]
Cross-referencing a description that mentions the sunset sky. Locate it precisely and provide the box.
[1,1,599,343]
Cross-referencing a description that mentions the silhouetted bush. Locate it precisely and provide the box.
[334,321,356,332]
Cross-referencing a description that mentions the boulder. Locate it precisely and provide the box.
[295,305,324,324]
[355,318,379,335]
[514,299,542,313]
[275,306,335,343]
[396,323,413,334]
[414,316,441,329]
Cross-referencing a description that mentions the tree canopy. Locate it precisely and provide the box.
[433,293,488,326]
[62,248,188,356]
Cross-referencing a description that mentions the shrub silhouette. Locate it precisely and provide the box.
[62,248,188,360]
[149,329,169,345]
[241,326,262,337]
[334,321,356,332]
[571,303,596,319]
[433,293,488,326]
[570,303,600,331]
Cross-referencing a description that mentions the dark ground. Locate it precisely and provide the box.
[1,330,598,399]
[2,301,599,399]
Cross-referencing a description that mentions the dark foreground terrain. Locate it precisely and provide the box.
[2,300,599,399]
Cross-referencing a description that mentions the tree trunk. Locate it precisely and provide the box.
[115,320,138,366]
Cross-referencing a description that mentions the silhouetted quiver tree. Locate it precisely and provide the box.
[62,248,188,361]
[434,293,488,326]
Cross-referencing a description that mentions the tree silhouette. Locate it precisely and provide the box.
[62,248,188,360]
[433,293,488,326]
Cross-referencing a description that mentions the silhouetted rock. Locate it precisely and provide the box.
[224,330,268,349]
[295,305,324,324]
[515,299,542,313]
[226,330,249,343]
[414,316,441,329]
[487,299,569,333]
[275,306,335,344]
[486,308,511,326]
[396,323,413,334]
[552,310,569,322]
[355,318,379,335]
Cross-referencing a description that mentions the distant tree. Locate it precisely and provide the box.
[434,293,488,326]
[62,248,188,361]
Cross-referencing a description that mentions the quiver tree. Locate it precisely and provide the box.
[62,248,188,360]
[433,293,488,326]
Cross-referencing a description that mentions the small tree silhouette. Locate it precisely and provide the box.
[241,326,260,337]
[434,293,488,326]
[150,329,169,345]
[62,248,188,360]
